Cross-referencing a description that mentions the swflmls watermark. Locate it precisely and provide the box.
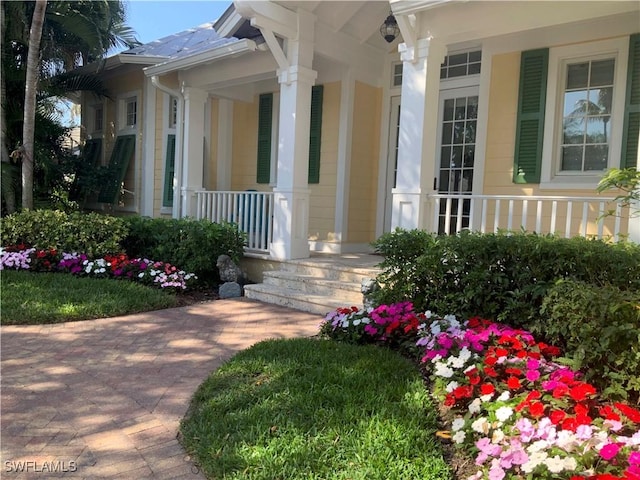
[4,460,78,473]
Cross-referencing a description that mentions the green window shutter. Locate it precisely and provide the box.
[98,135,136,204]
[69,138,102,201]
[308,85,323,184]
[162,134,176,207]
[257,93,273,184]
[513,49,548,184]
[621,33,640,170]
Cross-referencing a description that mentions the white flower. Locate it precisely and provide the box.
[562,457,577,471]
[521,451,548,473]
[445,381,459,393]
[555,430,578,452]
[434,362,454,378]
[527,440,550,453]
[546,455,566,474]
[451,417,466,432]
[495,406,513,423]
[491,429,505,443]
[459,347,471,361]
[429,321,441,335]
[449,355,466,369]
[352,319,361,326]
[480,394,494,403]
[138,272,144,278]
[468,398,482,414]
[453,430,466,444]
[471,417,489,434]
[497,391,510,402]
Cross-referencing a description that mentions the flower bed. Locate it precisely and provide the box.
[0,247,197,291]
[323,303,640,479]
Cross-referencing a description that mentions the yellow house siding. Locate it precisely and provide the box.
[309,82,339,243]
[153,88,165,217]
[231,99,263,191]
[347,82,381,244]
[483,51,626,238]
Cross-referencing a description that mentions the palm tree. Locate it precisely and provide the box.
[1,0,140,212]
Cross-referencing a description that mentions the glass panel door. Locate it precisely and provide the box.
[384,95,401,232]
[437,88,479,234]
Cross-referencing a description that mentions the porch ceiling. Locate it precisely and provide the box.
[274,0,399,52]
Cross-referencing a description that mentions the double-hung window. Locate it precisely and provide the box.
[514,36,638,187]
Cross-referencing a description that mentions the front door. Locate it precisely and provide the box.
[436,87,479,234]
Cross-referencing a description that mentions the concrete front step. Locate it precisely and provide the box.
[243,283,359,316]
[280,261,380,284]
[262,271,363,303]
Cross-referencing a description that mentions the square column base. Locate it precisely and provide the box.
[270,188,310,260]
[391,189,431,231]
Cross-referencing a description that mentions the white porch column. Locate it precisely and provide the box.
[180,87,207,217]
[140,77,156,217]
[392,38,445,230]
[216,98,234,190]
[271,63,317,259]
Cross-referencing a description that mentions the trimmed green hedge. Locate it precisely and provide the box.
[121,216,246,286]
[372,230,640,328]
[538,280,640,403]
[0,210,127,257]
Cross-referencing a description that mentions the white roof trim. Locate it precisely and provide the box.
[143,38,257,76]
[215,10,245,38]
[390,0,460,16]
[72,54,170,75]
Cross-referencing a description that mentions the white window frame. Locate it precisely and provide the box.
[161,93,179,215]
[540,37,628,189]
[90,103,104,135]
[117,91,140,132]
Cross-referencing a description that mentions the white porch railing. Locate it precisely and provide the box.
[195,191,274,253]
[429,194,628,241]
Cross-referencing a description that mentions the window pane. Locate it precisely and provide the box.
[453,122,465,144]
[468,63,481,75]
[465,121,477,143]
[584,145,608,170]
[448,65,467,78]
[467,96,478,119]
[463,147,475,167]
[590,59,614,87]
[443,99,454,121]
[566,62,589,89]
[449,53,467,65]
[586,117,610,143]
[462,169,473,192]
[454,97,466,119]
[440,146,451,168]
[590,87,612,114]
[563,90,588,117]
[438,170,449,192]
[468,50,482,62]
[451,146,463,167]
[442,122,453,144]
[563,117,585,144]
[561,146,583,171]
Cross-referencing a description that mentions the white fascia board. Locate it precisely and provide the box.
[117,54,170,65]
[73,54,169,75]
[215,9,245,38]
[390,0,459,16]
[143,39,257,77]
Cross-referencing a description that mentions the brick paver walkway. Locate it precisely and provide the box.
[1,299,322,479]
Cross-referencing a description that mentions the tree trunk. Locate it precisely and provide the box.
[21,0,47,210]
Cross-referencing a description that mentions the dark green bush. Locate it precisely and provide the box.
[538,280,640,403]
[372,230,640,328]
[121,216,246,286]
[0,209,127,257]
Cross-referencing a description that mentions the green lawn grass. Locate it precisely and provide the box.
[181,338,452,480]
[1,270,178,325]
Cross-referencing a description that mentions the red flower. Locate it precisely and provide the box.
[525,390,542,401]
[515,350,527,359]
[483,366,498,377]
[614,403,640,423]
[562,417,578,432]
[480,383,495,395]
[529,402,545,418]
[505,367,523,377]
[550,410,566,425]
[506,376,521,390]
[444,394,456,407]
[495,348,509,358]
[453,385,474,399]
[599,405,621,422]
[485,356,498,367]
[570,383,597,402]
[552,386,569,399]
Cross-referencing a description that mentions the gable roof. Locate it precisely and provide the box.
[121,21,240,61]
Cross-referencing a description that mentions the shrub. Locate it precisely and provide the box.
[372,230,640,328]
[538,280,640,403]
[0,209,127,257]
[121,216,246,286]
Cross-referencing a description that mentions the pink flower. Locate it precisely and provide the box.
[629,451,640,466]
[525,369,540,382]
[599,442,621,461]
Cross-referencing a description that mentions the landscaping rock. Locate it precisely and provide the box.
[219,281,242,299]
